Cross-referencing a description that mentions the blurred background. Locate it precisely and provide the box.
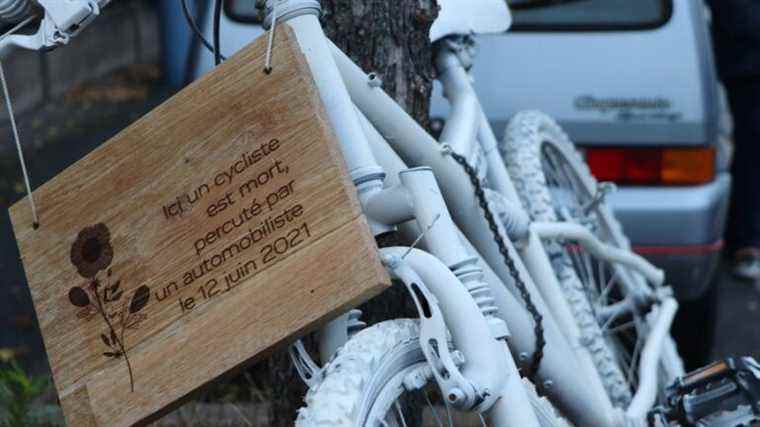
[0,0,758,425]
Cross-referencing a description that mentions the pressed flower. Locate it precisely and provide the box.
[129,285,150,314]
[70,223,114,278]
[68,286,90,307]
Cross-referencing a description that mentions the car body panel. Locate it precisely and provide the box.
[431,0,717,148]
[430,0,512,42]
[609,173,730,247]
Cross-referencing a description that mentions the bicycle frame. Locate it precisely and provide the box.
[264,1,683,426]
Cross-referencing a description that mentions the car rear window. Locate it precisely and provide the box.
[510,0,673,31]
[225,1,673,31]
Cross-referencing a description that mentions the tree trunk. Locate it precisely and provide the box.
[322,0,439,130]
[244,2,438,425]
[321,0,440,323]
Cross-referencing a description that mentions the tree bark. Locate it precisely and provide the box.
[243,2,438,425]
[322,0,439,130]
[321,0,439,325]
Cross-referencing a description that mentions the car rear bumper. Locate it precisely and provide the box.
[632,243,723,300]
[608,172,731,300]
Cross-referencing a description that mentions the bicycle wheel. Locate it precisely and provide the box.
[500,111,684,408]
[296,319,569,426]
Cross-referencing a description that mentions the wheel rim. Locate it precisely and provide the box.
[360,342,474,427]
[539,140,650,393]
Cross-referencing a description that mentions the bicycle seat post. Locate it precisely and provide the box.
[263,0,320,30]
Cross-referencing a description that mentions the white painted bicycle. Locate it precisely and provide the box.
[279,1,687,426]
[3,1,759,426]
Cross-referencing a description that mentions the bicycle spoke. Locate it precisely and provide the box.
[545,151,578,211]
[548,170,565,197]
[574,254,600,311]
[597,269,620,308]
[597,258,607,294]
[556,151,583,199]
[627,332,644,387]
[543,147,565,186]
[581,250,597,292]
[443,400,454,427]
[567,245,591,288]
[581,259,602,310]
[633,314,649,343]
[599,309,619,332]
[610,338,634,386]
[604,319,636,335]
[393,401,408,427]
[542,147,561,184]
[619,341,633,368]
[423,389,444,427]
[570,248,601,309]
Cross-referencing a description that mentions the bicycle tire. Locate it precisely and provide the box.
[296,319,569,426]
[500,110,683,407]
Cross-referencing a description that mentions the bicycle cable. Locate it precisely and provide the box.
[213,0,223,65]
[180,0,226,61]
[448,150,546,382]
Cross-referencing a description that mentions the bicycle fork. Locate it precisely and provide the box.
[363,164,536,422]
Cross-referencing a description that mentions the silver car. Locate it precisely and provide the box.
[429,0,729,300]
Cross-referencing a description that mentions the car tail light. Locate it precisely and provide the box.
[583,147,715,185]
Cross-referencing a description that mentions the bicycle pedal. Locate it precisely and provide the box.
[649,357,760,426]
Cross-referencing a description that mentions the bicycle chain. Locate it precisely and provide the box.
[447,150,546,382]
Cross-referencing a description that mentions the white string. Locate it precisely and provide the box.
[0,61,38,228]
[402,213,442,260]
[264,3,278,74]
[0,15,36,45]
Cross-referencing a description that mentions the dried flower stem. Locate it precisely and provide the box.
[90,279,134,392]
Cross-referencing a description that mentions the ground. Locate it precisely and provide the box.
[0,65,758,425]
[712,268,760,361]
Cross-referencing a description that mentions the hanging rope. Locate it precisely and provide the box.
[0,14,35,45]
[0,57,38,228]
[264,3,278,74]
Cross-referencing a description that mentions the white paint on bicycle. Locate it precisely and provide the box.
[430,0,512,42]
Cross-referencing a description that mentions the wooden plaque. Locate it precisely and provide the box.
[10,27,389,426]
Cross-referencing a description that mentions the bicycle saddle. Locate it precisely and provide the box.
[429,0,512,42]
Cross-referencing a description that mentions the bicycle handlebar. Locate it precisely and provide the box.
[0,0,111,59]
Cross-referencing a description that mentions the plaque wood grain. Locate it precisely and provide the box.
[10,26,389,426]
